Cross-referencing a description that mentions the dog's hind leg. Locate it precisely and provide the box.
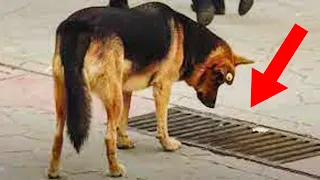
[102,88,125,177]
[91,36,126,177]
[117,91,135,149]
[47,54,66,179]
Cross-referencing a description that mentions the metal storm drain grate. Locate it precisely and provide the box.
[129,106,320,178]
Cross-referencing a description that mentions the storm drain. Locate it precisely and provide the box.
[129,106,320,178]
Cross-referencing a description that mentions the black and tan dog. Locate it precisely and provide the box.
[47,2,253,178]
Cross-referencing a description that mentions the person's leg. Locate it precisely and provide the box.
[109,0,129,8]
[191,0,215,26]
[211,0,225,15]
[238,0,254,16]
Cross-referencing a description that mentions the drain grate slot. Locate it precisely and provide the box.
[235,136,294,153]
[208,129,253,143]
[279,150,320,163]
[195,126,250,143]
[220,133,282,149]
[168,118,215,134]
[212,131,270,146]
[178,122,231,139]
[254,140,304,157]
[259,143,320,160]
[129,106,320,177]
[136,114,194,130]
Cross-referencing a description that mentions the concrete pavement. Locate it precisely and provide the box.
[0,67,315,180]
[0,0,319,179]
[1,0,320,138]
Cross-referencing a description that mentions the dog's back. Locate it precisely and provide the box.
[60,3,182,69]
[59,2,224,71]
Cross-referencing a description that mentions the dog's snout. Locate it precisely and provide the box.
[197,92,203,98]
[206,98,216,108]
[197,92,216,108]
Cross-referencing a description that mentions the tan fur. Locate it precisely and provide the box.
[205,46,232,67]
[185,45,230,88]
[48,36,66,178]
[233,53,255,66]
[123,62,159,91]
[47,73,66,178]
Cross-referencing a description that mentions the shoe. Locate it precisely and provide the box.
[191,0,215,26]
[238,0,254,16]
[211,0,225,15]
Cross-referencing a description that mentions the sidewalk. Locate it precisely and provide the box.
[0,67,314,180]
[1,0,319,138]
[0,0,319,179]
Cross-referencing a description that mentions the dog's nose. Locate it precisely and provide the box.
[197,92,216,108]
[206,99,216,108]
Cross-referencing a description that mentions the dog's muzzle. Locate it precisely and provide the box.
[197,92,216,108]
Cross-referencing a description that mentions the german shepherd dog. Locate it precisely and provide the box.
[47,2,253,178]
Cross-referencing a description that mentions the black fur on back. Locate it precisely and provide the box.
[126,2,225,78]
[63,2,225,74]
[131,2,225,78]
[174,12,224,79]
[57,20,92,153]
[65,5,173,71]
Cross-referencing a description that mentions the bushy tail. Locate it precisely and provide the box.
[57,20,92,153]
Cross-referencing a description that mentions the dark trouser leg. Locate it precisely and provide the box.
[109,0,129,8]
[191,0,215,26]
[211,0,225,15]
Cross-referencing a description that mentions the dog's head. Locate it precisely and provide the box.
[186,45,254,108]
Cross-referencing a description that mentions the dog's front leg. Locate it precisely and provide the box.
[153,80,182,151]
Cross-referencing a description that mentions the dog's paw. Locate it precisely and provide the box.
[117,136,135,149]
[46,168,60,179]
[161,137,182,151]
[107,164,126,178]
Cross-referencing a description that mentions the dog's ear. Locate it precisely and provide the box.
[234,54,254,66]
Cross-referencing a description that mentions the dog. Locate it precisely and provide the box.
[47,2,254,178]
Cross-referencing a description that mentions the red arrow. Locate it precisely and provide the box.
[251,24,308,107]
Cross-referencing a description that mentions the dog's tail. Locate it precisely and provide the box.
[57,20,92,153]
[109,0,129,8]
